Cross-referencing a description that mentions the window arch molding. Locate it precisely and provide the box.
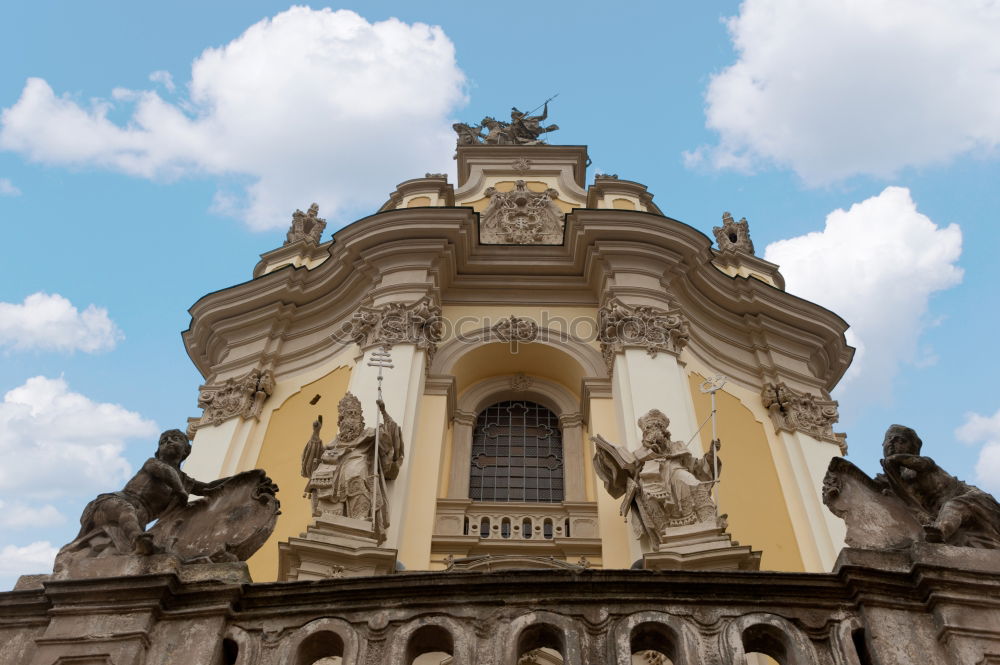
[447,375,587,503]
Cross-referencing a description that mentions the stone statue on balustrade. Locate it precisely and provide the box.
[300,391,404,545]
[453,101,559,147]
[824,424,1000,550]
[592,409,721,546]
[54,429,280,575]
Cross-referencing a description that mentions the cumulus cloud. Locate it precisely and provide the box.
[687,0,1000,183]
[0,292,123,353]
[0,177,20,196]
[148,70,175,93]
[0,7,466,230]
[0,376,157,500]
[764,187,962,408]
[0,541,58,577]
[956,408,1000,493]
[0,501,64,529]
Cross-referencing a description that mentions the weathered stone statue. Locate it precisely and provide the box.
[593,409,721,545]
[824,424,1000,549]
[55,429,280,572]
[301,392,404,545]
[509,102,559,144]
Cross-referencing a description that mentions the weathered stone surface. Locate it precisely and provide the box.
[454,102,559,146]
[713,211,755,255]
[284,202,327,246]
[480,180,565,245]
[598,299,689,374]
[4,552,999,665]
[824,424,1000,549]
[188,366,275,435]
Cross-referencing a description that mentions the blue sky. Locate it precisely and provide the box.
[1,1,998,587]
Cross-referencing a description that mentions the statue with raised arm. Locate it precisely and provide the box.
[593,409,720,545]
[301,392,404,545]
[55,429,280,572]
[509,103,559,144]
[824,424,1000,550]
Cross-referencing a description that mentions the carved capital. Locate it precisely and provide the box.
[713,211,755,255]
[762,382,847,452]
[190,367,275,434]
[347,297,443,363]
[597,298,690,374]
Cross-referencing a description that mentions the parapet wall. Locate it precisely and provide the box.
[2,544,999,665]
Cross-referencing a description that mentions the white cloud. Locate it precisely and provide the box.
[0,376,157,500]
[0,541,57,577]
[0,501,64,528]
[688,0,1000,183]
[0,177,20,196]
[0,292,123,353]
[0,7,467,230]
[764,186,962,408]
[148,70,175,93]
[956,408,1000,493]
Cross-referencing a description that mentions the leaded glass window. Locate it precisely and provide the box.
[469,400,564,503]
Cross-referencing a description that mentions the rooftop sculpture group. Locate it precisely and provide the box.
[823,424,1000,550]
[55,429,280,575]
[454,101,559,146]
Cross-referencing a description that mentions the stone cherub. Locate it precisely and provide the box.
[593,409,721,546]
[56,429,280,568]
[300,392,404,545]
[823,424,1000,549]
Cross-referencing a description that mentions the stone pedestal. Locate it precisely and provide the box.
[643,521,761,571]
[278,514,398,580]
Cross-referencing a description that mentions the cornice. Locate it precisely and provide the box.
[182,205,853,392]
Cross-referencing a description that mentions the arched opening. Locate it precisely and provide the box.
[630,622,676,664]
[221,638,239,665]
[407,625,454,665]
[742,624,787,664]
[517,624,565,664]
[851,628,873,665]
[296,630,345,665]
[470,401,564,503]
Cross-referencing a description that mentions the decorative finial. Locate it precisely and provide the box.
[284,203,327,246]
[713,211,755,255]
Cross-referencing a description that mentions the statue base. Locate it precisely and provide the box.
[16,553,251,590]
[277,513,398,581]
[643,521,761,571]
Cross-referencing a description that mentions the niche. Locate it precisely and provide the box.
[517,624,565,664]
[407,625,454,665]
[629,621,677,664]
[296,630,345,665]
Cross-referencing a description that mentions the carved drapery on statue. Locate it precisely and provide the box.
[592,409,721,545]
[300,392,404,545]
[453,102,559,147]
[762,382,847,453]
[188,367,275,436]
[54,429,279,574]
[823,424,1000,550]
[346,298,443,366]
[598,299,690,374]
[480,180,565,245]
[713,212,755,255]
[284,202,327,246]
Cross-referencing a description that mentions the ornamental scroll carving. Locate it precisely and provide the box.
[190,367,275,434]
[491,316,538,345]
[348,298,443,362]
[480,180,565,245]
[762,382,847,453]
[284,203,326,246]
[598,299,690,374]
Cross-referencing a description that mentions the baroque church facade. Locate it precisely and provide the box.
[2,114,1000,665]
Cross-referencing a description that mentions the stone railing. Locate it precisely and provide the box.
[5,545,999,665]
[431,499,602,563]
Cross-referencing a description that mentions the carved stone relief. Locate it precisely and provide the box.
[511,373,534,391]
[713,211,754,255]
[347,298,443,363]
[598,298,690,374]
[453,102,559,146]
[491,315,539,347]
[284,203,327,246]
[762,382,847,452]
[189,367,275,435]
[480,180,565,245]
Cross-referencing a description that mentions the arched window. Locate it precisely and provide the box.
[469,400,564,502]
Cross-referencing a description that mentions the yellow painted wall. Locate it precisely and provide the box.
[246,365,352,581]
[611,198,636,210]
[406,195,432,207]
[687,373,805,572]
[588,398,633,569]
